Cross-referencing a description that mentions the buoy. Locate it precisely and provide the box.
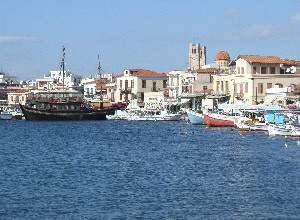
[285,143,288,148]
[184,131,188,135]
[240,130,245,134]
[284,136,288,139]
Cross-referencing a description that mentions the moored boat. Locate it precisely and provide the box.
[290,126,300,137]
[204,112,236,127]
[0,111,12,120]
[267,124,294,136]
[186,109,206,125]
[20,101,115,121]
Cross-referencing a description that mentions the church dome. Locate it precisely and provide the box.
[216,50,230,61]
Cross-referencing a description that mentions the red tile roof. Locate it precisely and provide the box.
[234,55,300,65]
[128,69,167,77]
[216,50,230,61]
[295,69,300,74]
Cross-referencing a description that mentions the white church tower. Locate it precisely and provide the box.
[189,43,206,70]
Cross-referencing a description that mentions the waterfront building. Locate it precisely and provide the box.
[189,43,206,70]
[214,55,300,104]
[44,70,82,88]
[0,71,19,85]
[115,69,168,106]
[167,70,185,103]
[36,78,55,90]
[144,92,165,109]
[7,88,29,106]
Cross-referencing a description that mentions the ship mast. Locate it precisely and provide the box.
[62,46,65,91]
[98,54,101,79]
[98,55,103,107]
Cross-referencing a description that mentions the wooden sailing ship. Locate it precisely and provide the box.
[20,47,115,121]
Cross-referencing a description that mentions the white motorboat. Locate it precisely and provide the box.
[0,111,12,120]
[291,127,300,137]
[267,124,294,136]
[133,109,182,121]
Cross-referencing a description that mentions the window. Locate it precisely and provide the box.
[241,67,244,74]
[261,67,267,74]
[237,67,240,74]
[225,81,229,92]
[221,81,224,91]
[253,67,256,74]
[120,80,122,89]
[120,93,122,100]
[153,81,156,92]
[163,80,167,88]
[245,83,248,93]
[142,80,146,88]
[203,85,208,91]
[270,67,275,74]
[267,83,272,89]
[125,80,128,90]
[131,80,134,88]
[258,83,263,94]
[240,84,243,94]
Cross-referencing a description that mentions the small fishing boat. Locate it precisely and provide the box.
[0,111,12,120]
[267,124,294,136]
[291,127,300,137]
[133,109,182,121]
[204,112,237,127]
[186,109,206,125]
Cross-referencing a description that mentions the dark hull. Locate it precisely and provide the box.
[20,104,114,121]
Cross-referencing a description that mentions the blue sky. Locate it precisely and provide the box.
[1,0,300,80]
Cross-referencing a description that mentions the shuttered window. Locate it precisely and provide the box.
[267,83,272,89]
[245,83,248,93]
[270,67,276,74]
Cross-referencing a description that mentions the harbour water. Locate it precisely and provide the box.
[1,120,300,219]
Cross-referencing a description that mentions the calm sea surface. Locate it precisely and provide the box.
[1,120,300,219]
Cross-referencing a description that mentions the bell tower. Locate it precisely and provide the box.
[189,43,206,70]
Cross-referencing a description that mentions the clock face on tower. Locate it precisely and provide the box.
[192,58,196,61]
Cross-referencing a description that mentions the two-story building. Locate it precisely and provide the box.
[214,55,300,104]
[115,69,168,106]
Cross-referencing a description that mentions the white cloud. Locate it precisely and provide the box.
[290,12,300,23]
[0,36,37,43]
